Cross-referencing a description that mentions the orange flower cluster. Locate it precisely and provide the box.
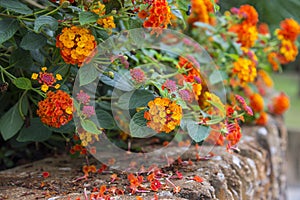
[144,97,182,133]
[257,70,273,88]
[229,5,258,48]
[188,0,216,25]
[142,0,172,34]
[92,2,116,30]
[276,19,300,64]
[56,26,97,66]
[267,52,280,71]
[225,119,242,150]
[37,90,73,128]
[249,93,264,113]
[256,112,268,126]
[232,57,257,85]
[269,92,290,115]
[177,56,202,100]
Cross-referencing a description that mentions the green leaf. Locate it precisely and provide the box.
[103,0,124,13]
[118,90,154,110]
[12,77,32,90]
[181,119,210,142]
[78,62,99,86]
[79,11,99,25]
[0,99,28,140]
[10,48,33,68]
[20,32,47,50]
[128,18,143,29]
[81,119,101,134]
[129,110,156,138]
[46,121,75,133]
[96,109,116,129]
[17,118,52,142]
[0,0,32,14]
[194,22,216,32]
[100,71,134,91]
[209,70,224,85]
[0,19,19,44]
[34,16,58,33]
[177,0,190,11]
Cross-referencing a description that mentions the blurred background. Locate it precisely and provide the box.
[221,0,300,199]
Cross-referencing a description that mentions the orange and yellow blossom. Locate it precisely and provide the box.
[37,90,73,128]
[276,18,300,42]
[188,0,216,26]
[92,2,116,30]
[142,0,172,34]
[56,26,97,66]
[144,97,182,133]
[229,5,258,48]
[232,57,257,85]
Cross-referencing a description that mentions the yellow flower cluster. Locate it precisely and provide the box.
[144,97,182,133]
[232,58,257,85]
[278,39,298,63]
[79,131,99,147]
[92,2,116,31]
[56,26,97,66]
[31,67,62,92]
[275,19,300,64]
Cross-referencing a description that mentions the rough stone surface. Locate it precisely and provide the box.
[0,116,287,200]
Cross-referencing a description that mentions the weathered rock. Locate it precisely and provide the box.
[0,116,287,200]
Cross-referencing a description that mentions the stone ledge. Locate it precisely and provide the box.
[0,116,287,200]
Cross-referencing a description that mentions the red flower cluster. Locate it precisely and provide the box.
[37,90,73,128]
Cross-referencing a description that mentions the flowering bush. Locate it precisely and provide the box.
[0,0,298,169]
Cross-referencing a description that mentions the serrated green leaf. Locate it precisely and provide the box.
[81,119,101,134]
[177,0,190,11]
[20,32,47,50]
[12,77,32,90]
[10,48,33,68]
[79,11,98,25]
[34,16,58,33]
[0,98,28,140]
[0,19,19,44]
[0,0,32,14]
[129,110,156,138]
[184,120,210,142]
[96,109,116,129]
[17,118,52,142]
[118,90,154,110]
[79,62,99,86]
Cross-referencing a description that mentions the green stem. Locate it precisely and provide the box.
[0,65,16,80]
[18,91,28,120]
[44,5,63,16]
[32,88,46,98]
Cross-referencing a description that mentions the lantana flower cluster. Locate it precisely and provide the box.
[56,26,97,66]
[37,90,73,128]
